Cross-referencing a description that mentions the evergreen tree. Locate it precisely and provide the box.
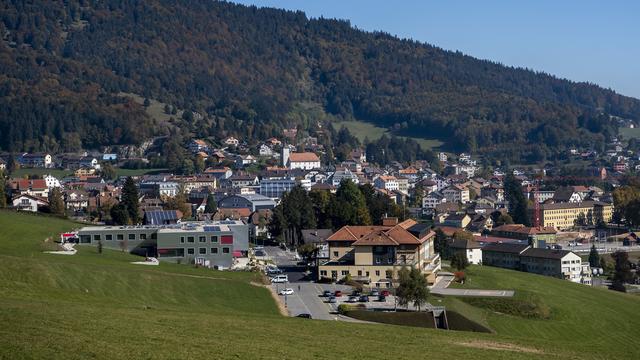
[504,173,530,226]
[0,176,6,208]
[48,187,65,216]
[110,203,129,225]
[121,177,140,224]
[450,252,469,271]
[396,267,430,312]
[204,193,217,214]
[434,228,449,258]
[611,251,632,292]
[101,163,117,180]
[332,180,371,228]
[588,244,600,268]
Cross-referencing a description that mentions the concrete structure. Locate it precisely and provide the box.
[482,243,529,270]
[318,219,440,287]
[287,152,321,170]
[76,221,249,269]
[520,248,591,285]
[218,194,276,211]
[537,201,613,230]
[491,224,557,248]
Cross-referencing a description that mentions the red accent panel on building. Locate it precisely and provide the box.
[221,235,233,244]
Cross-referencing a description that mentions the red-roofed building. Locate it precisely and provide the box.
[8,178,49,198]
[286,152,321,170]
[319,218,440,287]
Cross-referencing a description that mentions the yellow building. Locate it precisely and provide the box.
[539,201,613,230]
[318,218,441,287]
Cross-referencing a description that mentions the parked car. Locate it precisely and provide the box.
[322,290,333,297]
[270,274,289,283]
[279,288,294,295]
[328,296,337,303]
[359,295,369,303]
[296,313,312,319]
[378,295,386,302]
[351,289,361,296]
[348,295,359,303]
[381,290,391,297]
[255,250,266,257]
[334,290,343,297]
[370,289,380,297]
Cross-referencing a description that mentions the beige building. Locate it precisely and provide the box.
[318,219,441,287]
[538,201,613,230]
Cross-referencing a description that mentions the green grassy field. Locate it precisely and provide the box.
[115,167,169,177]
[335,120,444,150]
[1,211,639,359]
[10,168,72,178]
[619,127,640,141]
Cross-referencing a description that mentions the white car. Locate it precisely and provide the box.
[279,288,294,295]
[271,274,289,283]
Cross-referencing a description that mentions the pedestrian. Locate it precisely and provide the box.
[298,284,301,291]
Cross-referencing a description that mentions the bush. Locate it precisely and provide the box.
[454,271,466,283]
[317,276,333,284]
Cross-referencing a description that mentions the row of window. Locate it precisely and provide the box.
[179,235,233,244]
[91,233,152,241]
[158,247,230,257]
[319,269,386,277]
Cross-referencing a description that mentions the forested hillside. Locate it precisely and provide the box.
[2,0,639,163]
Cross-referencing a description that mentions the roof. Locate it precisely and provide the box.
[192,139,208,146]
[300,229,333,244]
[521,248,574,260]
[328,222,430,247]
[492,224,557,235]
[450,238,482,249]
[13,179,47,190]
[144,210,182,225]
[288,152,320,162]
[481,243,530,254]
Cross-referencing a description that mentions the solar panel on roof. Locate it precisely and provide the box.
[204,226,221,232]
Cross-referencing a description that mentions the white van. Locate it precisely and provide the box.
[271,274,288,283]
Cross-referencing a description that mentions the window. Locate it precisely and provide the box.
[375,270,380,276]
[320,270,327,276]
[341,270,349,276]
[333,251,339,257]
[199,236,206,243]
[187,236,195,243]
[222,247,230,254]
[140,233,147,240]
[158,248,185,257]
[105,234,112,241]
[117,234,124,241]
[180,236,185,244]
[128,234,136,240]
[93,235,101,241]
[211,248,218,254]
[199,248,207,255]
[358,270,362,276]
[187,248,195,255]
[211,236,218,243]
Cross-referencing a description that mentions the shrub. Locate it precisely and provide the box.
[454,271,466,283]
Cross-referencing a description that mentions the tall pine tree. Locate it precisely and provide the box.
[504,173,530,226]
[48,187,65,216]
[121,177,139,224]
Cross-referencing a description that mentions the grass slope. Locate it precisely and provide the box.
[335,120,444,150]
[0,211,637,359]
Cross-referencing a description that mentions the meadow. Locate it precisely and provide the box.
[1,210,638,359]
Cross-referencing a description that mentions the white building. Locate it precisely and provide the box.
[44,175,61,189]
[373,175,399,191]
[12,194,48,212]
[287,152,321,170]
[520,248,591,285]
[450,238,482,265]
[259,144,274,157]
[224,137,240,146]
[422,191,447,209]
[442,185,470,204]
[260,178,296,199]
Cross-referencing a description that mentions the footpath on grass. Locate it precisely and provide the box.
[431,272,514,297]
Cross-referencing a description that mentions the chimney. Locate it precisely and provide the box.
[382,217,399,226]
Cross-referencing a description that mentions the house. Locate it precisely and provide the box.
[235,155,256,168]
[519,248,591,285]
[440,213,472,228]
[213,207,252,221]
[552,187,583,203]
[442,184,470,203]
[64,189,89,212]
[63,156,99,170]
[422,191,446,210]
[0,158,6,170]
[318,218,440,287]
[350,149,367,163]
[286,152,321,170]
[468,213,494,232]
[102,153,118,162]
[330,168,359,186]
[12,194,49,212]
[143,210,183,225]
[374,175,399,192]
[204,167,232,180]
[224,137,240,147]
[449,238,482,265]
[227,174,259,188]
[8,178,49,198]
[265,138,282,147]
[481,243,530,270]
[43,175,61,189]
[19,153,53,168]
[189,139,209,153]
[259,144,274,157]
[248,209,272,239]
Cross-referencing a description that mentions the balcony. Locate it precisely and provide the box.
[423,253,441,273]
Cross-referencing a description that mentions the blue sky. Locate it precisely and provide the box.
[232,0,640,99]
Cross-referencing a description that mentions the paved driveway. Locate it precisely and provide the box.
[272,282,354,320]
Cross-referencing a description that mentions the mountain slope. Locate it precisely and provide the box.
[1,0,639,162]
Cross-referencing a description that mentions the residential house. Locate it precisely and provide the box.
[19,153,53,168]
[330,168,359,186]
[481,243,530,270]
[8,178,49,198]
[259,177,296,198]
[491,224,557,248]
[189,139,209,153]
[286,152,321,170]
[43,175,61,189]
[440,213,472,228]
[318,219,441,287]
[449,238,483,265]
[249,209,272,239]
[12,194,49,212]
[259,144,274,157]
[227,174,259,189]
[519,248,591,285]
[224,137,240,147]
[442,184,470,204]
[374,175,399,192]
[64,189,89,213]
[235,154,257,168]
[423,191,447,210]
[218,194,277,212]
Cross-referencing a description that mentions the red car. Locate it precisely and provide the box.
[381,290,391,297]
[334,290,342,297]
